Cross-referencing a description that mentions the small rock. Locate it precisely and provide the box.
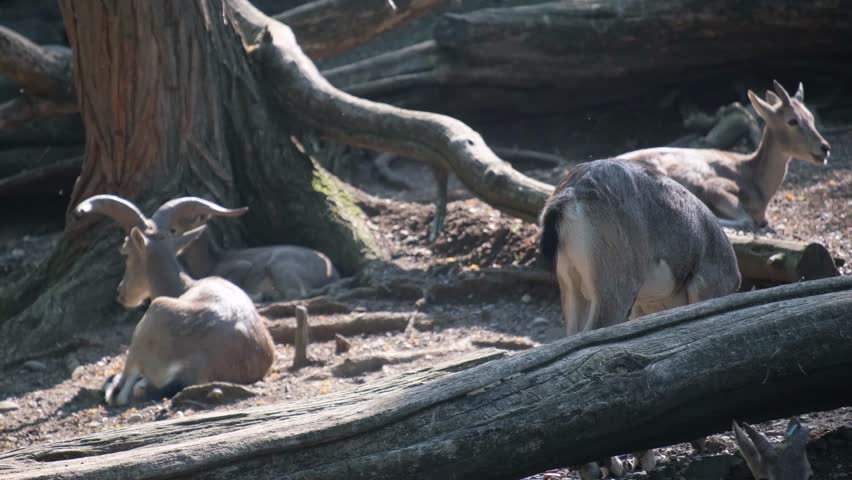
[176,411,185,417]
[521,293,532,303]
[22,360,47,371]
[10,248,24,258]
[0,400,19,412]
[335,334,351,354]
[65,354,80,374]
[126,413,143,424]
[86,421,100,428]
[414,297,428,311]
[71,365,86,380]
[530,317,550,329]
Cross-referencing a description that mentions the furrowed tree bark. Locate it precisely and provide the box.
[2,276,852,479]
[275,0,450,60]
[0,0,381,364]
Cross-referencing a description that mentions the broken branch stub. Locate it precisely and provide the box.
[292,305,311,368]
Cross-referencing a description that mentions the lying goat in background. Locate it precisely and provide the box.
[75,195,275,406]
[149,197,339,301]
[539,159,741,478]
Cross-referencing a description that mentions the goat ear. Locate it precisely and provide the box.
[732,420,770,479]
[785,417,810,451]
[129,227,148,250]
[175,225,207,255]
[794,82,805,102]
[764,90,781,107]
[748,90,778,120]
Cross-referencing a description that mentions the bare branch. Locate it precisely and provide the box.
[274,0,450,60]
[0,26,74,101]
[232,1,552,222]
[0,95,77,131]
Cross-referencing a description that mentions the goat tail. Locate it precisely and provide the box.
[538,197,566,271]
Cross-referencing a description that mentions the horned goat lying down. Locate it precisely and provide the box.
[618,80,830,231]
[539,159,741,478]
[150,197,339,301]
[75,195,275,406]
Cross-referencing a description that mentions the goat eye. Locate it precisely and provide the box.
[787,118,799,126]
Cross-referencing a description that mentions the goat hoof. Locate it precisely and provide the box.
[633,450,656,472]
[101,374,116,393]
[578,462,603,480]
[605,456,625,477]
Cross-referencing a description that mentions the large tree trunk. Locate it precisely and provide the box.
[2,275,852,479]
[0,0,381,363]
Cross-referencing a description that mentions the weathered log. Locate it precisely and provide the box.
[0,27,72,100]
[275,0,450,61]
[0,114,83,147]
[0,154,80,196]
[324,1,852,112]
[729,234,840,285]
[0,26,75,129]
[3,275,852,479]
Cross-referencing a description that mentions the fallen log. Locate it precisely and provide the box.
[0,26,75,129]
[3,275,852,479]
[275,0,450,61]
[729,234,840,285]
[325,1,852,112]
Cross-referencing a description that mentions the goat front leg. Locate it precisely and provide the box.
[104,365,143,406]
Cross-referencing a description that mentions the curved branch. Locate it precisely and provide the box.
[0,26,76,130]
[232,1,552,222]
[274,0,450,60]
[0,95,77,131]
[0,26,74,101]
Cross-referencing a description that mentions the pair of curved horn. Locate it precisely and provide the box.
[74,195,248,234]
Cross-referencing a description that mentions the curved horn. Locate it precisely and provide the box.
[150,196,248,234]
[794,82,805,102]
[74,194,149,233]
[772,79,792,106]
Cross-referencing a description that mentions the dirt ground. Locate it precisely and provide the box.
[1,120,851,478]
